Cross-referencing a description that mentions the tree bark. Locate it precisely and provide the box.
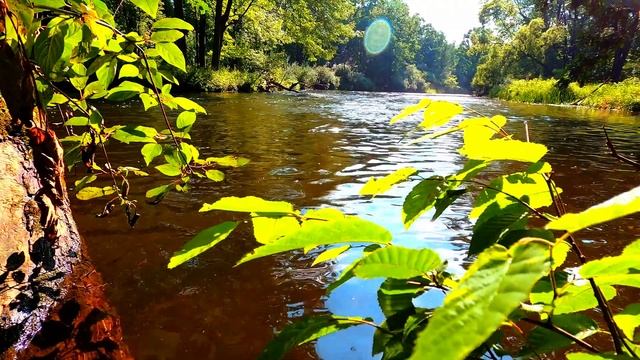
[211,0,233,70]
[197,14,207,67]
[174,0,188,60]
[611,11,639,82]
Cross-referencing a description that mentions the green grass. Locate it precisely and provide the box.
[494,78,640,112]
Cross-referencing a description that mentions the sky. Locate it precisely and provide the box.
[404,0,482,44]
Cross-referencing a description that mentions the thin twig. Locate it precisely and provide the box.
[43,79,122,198]
[603,126,640,170]
[94,18,194,174]
[521,318,599,353]
[544,173,627,355]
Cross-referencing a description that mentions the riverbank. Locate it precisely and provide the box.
[176,65,442,94]
[493,78,640,112]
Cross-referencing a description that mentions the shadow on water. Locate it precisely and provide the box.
[68,92,640,359]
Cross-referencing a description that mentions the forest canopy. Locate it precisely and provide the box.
[106,0,640,95]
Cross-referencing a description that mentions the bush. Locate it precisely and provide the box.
[209,68,249,92]
[495,78,576,104]
[291,65,318,89]
[580,78,640,112]
[335,64,375,91]
[178,67,258,93]
[315,66,340,90]
[495,77,640,112]
[402,64,430,93]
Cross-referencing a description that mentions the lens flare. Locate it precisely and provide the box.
[364,18,392,55]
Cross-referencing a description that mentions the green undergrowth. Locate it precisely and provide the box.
[494,78,640,112]
[178,64,436,94]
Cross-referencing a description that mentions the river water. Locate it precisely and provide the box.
[68,92,640,359]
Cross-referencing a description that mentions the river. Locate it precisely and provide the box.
[68,92,640,359]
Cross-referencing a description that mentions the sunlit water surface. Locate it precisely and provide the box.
[69,92,640,359]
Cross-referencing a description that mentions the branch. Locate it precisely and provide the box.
[521,318,599,353]
[543,173,627,355]
[227,0,256,28]
[603,126,640,170]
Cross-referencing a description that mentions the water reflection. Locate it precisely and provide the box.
[69,92,639,359]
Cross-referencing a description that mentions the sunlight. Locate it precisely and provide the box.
[364,18,392,55]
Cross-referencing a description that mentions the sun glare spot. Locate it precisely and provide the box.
[364,18,392,55]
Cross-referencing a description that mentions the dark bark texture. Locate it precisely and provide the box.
[0,10,130,358]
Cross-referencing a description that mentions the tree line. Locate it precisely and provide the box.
[107,0,640,93]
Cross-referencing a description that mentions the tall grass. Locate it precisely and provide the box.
[495,78,640,112]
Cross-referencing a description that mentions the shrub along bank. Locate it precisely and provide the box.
[177,64,437,94]
[494,78,640,112]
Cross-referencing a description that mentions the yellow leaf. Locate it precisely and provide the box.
[390,98,432,124]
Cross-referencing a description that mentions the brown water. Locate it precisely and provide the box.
[68,92,640,360]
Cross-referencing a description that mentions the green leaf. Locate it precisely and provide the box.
[69,63,88,90]
[205,170,224,182]
[471,172,557,219]
[402,177,449,228]
[360,167,417,197]
[419,101,464,130]
[498,228,555,250]
[168,221,239,269]
[377,278,424,319]
[614,304,640,340]
[312,245,350,266]
[145,184,173,199]
[119,64,140,78]
[64,116,90,127]
[554,284,617,315]
[106,81,145,101]
[523,314,598,356]
[129,0,159,18]
[470,203,529,255]
[155,163,182,177]
[547,186,640,233]
[76,186,115,200]
[96,57,117,89]
[566,353,635,360]
[432,189,466,221]
[33,25,67,74]
[251,214,301,244]
[176,111,196,130]
[152,17,194,31]
[390,98,431,124]
[458,116,507,137]
[410,239,551,360]
[151,29,184,43]
[206,156,250,167]
[156,42,186,72]
[111,125,157,144]
[461,138,548,163]
[83,81,108,99]
[173,97,206,113]
[141,143,163,166]
[74,175,97,191]
[578,239,640,288]
[258,316,369,360]
[200,196,294,214]
[353,246,441,279]
[237,214,392,265]
[33,0,66,8]
[140,93,159,110]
